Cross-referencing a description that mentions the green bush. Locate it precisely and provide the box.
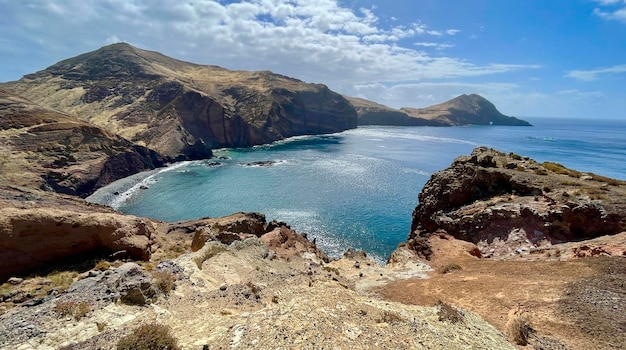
[117,323,180,350]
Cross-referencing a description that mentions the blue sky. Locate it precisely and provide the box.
[1,0,625,118]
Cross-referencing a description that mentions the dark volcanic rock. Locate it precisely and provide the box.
[3,43,357,158]
[409,147,626,257]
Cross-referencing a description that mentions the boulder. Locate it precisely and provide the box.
[64,262,156,305]
[0,207,154,281]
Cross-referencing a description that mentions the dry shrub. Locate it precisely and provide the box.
[54,301,91,320]
[439,263,462,274]
[437,300,462,323]
[543,162,581,177]
[152,270,176,295]
[508,316,532,345]
[94,260,112,271]
[378,310,404,324]
[117,323,180,350]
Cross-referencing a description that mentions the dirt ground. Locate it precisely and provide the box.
[375,235,626,349]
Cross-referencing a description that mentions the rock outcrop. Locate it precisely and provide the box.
[0,198,155,281]
[409,147,626,258]
[2,43,358,159]
[0,88,164,197]
[347,94,531,127]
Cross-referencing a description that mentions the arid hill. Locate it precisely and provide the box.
[0,88,163,197]
[348,94,531,126]
[2,43,358,159]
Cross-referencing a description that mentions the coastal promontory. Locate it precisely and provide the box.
[348,93,531,126]
[2,43,358,159]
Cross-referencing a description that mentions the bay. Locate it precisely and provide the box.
[88,117,626,263]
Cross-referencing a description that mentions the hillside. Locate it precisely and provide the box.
[348,94,531,126]
[2,43,358,159]
[0,88,163,197]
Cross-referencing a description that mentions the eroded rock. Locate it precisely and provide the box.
[409,147,626,258]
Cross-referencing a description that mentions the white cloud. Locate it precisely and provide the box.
[564,64,626,81]
[593,0,622,5]
[593,0,626,22]
[0,0,536,88]
[414,42,454,50]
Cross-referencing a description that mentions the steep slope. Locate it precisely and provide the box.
[347,94,530,126]
[2,43,358,159]
[0,88,163,197]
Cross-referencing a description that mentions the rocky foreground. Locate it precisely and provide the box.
[1,148,625,349]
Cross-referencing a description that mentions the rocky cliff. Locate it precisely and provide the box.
[2,43,357,159]
[348,94,531,127]
[409,147,626,258]
[0,88,164,197]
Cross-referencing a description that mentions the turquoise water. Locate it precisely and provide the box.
[89,118,626,262]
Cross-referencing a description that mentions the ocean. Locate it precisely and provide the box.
[88,117,626,263]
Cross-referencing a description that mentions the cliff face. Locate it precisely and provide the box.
[347,94,531,127]
[2,43,357,159]
[0,88,163,197]
[409,147,626,258]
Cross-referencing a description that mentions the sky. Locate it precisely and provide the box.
[1,0,625,119]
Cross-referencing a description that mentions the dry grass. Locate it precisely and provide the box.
[438,263,462,274]
[54,301,91,320]
[437,300,463,323]
[377,310,404,324]
[153,270,176,295]
[508,316,532,345]
[116,323,180,350]
[543,162,582,177]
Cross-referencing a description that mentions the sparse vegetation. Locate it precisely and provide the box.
[439,264,462,274]
[509,152,523,160]
[377,310,404,324]
[54,301,91,320]
[152,270,176,295]
[437,300,463,323]
[47,271,79,291]
[246,281,261,299]
[508,316,532,346]
[116,323,180,350]
[94,260,113,271]
[323,266,340,275]
[543,162,582,177]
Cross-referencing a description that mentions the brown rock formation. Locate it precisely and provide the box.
[2,43,357,159]
[0,187,155,281]
[0,88,163,197]
[347,94,531,126]
[409,147,626,258]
